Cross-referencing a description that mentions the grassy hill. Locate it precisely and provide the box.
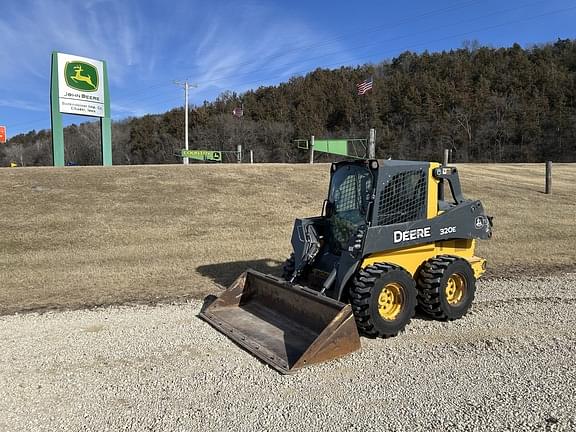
[1,163,574,315]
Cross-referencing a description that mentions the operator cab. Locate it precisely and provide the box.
[325,163,374,253]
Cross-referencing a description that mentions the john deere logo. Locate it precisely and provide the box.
[65,61,98,92]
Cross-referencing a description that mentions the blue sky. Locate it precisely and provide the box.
[1,0,575,138]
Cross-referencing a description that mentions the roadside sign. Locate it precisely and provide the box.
[50,51,112,166]
[181,150,222,162]
[0,126,6,143]
[56,53,105,117]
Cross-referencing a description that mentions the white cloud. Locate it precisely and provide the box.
[2,0,346,131]
[179,2,345,96]
[0,0,145,85]
[111,102,149,118]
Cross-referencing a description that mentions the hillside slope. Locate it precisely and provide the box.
[5,40,576,166]
[0,163,574,314]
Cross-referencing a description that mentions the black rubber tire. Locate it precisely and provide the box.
[417,255,476,320]
[281,253,295,280]
[349,263,417,338]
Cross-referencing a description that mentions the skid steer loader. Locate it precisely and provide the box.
[200,160,492,373]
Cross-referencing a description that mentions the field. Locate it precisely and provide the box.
[1,162,575,431]
[0,163,574,315]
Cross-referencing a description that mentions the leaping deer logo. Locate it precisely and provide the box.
[70,65,96,89]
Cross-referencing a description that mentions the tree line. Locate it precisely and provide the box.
[3,39,576,166]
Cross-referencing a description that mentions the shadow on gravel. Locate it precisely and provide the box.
[196,258,284,289]
[413,308,437,321]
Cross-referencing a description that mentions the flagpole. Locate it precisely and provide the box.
[356,76,373,133]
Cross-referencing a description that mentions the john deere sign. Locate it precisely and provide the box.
[56,53,105,117]
[50,52,112,166]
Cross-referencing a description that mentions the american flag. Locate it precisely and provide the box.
[232,106,244,117]
[356,78,373,95]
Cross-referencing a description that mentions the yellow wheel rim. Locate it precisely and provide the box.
[377,283,403,320]
[445,273,466,305]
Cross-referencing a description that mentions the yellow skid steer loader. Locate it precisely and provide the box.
[200,160,492,373]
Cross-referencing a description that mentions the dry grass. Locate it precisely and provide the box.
[0,163,574,315]
[463,164,576,276]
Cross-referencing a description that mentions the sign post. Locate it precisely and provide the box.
[50,52,112,166]
[0,126,6,144]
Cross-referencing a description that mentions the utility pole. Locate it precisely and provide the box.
[174,80,198,165]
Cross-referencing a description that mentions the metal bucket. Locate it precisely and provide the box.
[199,269,360,374]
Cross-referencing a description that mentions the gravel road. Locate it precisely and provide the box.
[1,274,575,431]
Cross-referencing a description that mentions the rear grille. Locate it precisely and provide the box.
[377,170,426,226]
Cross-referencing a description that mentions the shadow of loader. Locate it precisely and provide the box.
[196,258,285,289]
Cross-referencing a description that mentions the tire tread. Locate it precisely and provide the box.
[350,263,416,338]
[417,255,476,321]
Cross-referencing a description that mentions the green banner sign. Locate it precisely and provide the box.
[313,139,349,156]
[181,150,222,161]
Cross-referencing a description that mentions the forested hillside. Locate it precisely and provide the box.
[3,39,576,165]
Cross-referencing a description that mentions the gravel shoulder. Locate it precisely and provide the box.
[1,274,575,431]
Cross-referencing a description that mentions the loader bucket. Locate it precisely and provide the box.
[199,269,360,374]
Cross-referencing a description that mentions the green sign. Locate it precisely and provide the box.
[313,139,349,156]
[65,61,99,92]
[51,52,112,167]
[181,150,222,161]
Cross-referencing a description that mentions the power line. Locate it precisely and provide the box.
[179,0,486,81]
[196,3,576,94]
[114,2,576,118]
[195,0,552,88]
[115,0,549,107]
[9,3,575,133]
[112,0,487,104]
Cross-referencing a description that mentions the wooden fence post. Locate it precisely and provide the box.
[545,161,552,194]
[443,148,450,165]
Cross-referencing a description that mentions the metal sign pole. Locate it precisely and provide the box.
[50,53,65,167]
[368,128,376,158]
[237,144,242,163]
[101,60,112,166]
[309,135,315,164]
